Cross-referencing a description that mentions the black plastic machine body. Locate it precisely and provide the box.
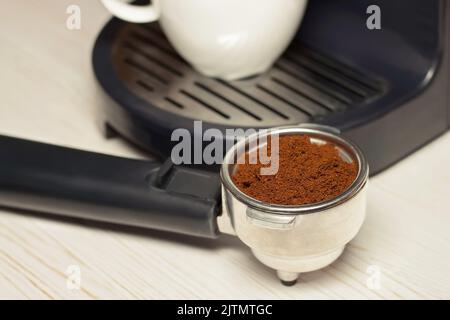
[95,0,450,174]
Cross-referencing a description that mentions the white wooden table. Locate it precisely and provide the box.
[0,0,449,299]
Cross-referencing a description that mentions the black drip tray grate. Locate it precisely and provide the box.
[112,23,385,127]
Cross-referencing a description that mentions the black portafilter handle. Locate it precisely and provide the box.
[0,135,221,238]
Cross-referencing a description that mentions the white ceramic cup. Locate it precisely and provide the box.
[101,0,308,80]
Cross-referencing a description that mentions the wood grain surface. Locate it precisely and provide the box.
[0,0,449,299]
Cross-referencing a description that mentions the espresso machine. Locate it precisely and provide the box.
[93,0,449,174]
[0,0,448,284]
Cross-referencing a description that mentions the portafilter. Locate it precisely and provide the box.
[0,125,368,284]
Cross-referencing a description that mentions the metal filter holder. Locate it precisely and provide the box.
[218,125,369,284]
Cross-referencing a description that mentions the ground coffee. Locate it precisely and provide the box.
[232,135,358,205]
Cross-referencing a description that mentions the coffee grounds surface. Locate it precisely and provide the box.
[232,135,358,205]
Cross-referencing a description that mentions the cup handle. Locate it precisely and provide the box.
[101,0,160,23]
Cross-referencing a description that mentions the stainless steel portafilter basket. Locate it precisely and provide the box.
[0,125,368,285]
[218,125,369,284]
